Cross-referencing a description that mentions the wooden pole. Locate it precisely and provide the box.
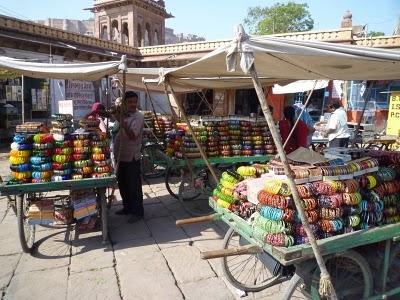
[167,81,219,185]
[163,82,178,121]
[144,81,164,145]
[176,214,219,226]
[249,65,337,299]
[283,80,317,149]
[21,75,25,123]
[200,244,263,260]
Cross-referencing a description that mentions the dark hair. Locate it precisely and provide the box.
[283,106,295,125]
[125,91,138,99]
[268,105,274,114]
[329,100,341,110]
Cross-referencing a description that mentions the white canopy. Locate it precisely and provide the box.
[272,80,329,94]
[123,67,198,93]
[161,25,400,90]
[0,55,127,81]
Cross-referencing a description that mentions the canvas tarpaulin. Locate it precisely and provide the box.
[272,80,329,94]
[0,55,127,81]
[161,25,400,90]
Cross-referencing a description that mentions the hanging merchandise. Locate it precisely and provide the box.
[90,132,112,178]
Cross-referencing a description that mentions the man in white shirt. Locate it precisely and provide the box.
[325,100,350,148]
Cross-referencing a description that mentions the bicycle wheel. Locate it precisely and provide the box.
[282,273,311,300]
[166,167,200,200]
[17,194,35,253]
[142,144,167,179]
[221,228,283,292]
[310,250,373,299]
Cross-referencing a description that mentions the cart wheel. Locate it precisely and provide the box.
[221,228,283,292]
[165,167,201,200]
[142,144,167,179]
[17,194,35,253]
[282,273,311,300]
[310,250,373,299]
[386,242,400,290]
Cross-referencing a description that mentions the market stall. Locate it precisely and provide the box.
[0,56,126,253]
[163,25,400,299]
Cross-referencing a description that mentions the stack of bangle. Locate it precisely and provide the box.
[231,201,257,219]
[264,179,292,196]
[31,162,52,172]
[13,134,34,144]
[257,190,292,208]
[376,167,397,182]
[252,212,293,234]
[319,207,344,220]
[295,210,319,224]
[10,163,31,172]
[312,181,338,195]
[264,233,294,247]
[342,192,362,205]
[259,205,295,222]
[294,223,319,237]
[319,219,344,233]
[301,197,318,210]
[318,194,344,208]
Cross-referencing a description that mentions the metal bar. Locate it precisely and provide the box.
[144,81,164,144]
[21,75,25,123]
[167,81,219,185]
[381,239,391,292]
[99,187,109,244]
[163,82,178,121]
[352,82,374,147]
[283,80,317,149]
[248,65,337,299]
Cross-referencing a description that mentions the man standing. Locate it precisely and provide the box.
[114,91,144,223]
[325,100,350,148]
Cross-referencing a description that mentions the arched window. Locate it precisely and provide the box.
[144,23,151,46]
[101,25,108,40]
[137,23,142,46]
[122,22,129,45]
[153,30,159,45]
[111,20,119,42]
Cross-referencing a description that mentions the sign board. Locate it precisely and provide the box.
[65,80,95,119]
[58,100,74,115]
[386,91,400,136]
[332,80,344,99]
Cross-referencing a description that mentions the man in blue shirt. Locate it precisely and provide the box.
[293,102,315,147]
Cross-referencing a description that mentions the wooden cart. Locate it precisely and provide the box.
[187,198,400,299]
[0,176,116,253]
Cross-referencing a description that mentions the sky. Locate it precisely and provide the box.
[0,0,398,40]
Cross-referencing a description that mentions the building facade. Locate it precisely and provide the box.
[91,0,171,46]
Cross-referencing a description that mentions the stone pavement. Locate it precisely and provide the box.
[0,155,290,300]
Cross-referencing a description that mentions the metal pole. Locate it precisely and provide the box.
[352,82,374,147]
[167,81,219,185]
[249,65,337,299]
[21,75,25,123]
[283,80,317,149]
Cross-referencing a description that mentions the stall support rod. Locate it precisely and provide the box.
[283,80,317,149]
[167,81,219,185]
[249,65,337,300]
[144,81,164,145]
[352,82,374,147]
[21,75,25,123]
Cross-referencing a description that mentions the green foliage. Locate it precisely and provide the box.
[368,31,385,37]
[244,1,314,35]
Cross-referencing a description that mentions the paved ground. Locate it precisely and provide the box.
[0,152,290,300]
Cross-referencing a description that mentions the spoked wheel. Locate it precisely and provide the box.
[386,242,400,291]
[166,167,201,200]
[221,228,283,292]
[177,167,217,216]
[310,250,373,299]
[141,144,167,179]
[282,273,311,300]
[17,194,35,253]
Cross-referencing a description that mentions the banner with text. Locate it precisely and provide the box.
[386,91,400,136]
[65,80,95,119]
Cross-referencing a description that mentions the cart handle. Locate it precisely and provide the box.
[200,244,263,260]
[176,214,220,226]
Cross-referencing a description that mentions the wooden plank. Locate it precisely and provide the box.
[210,198,400,265]
[0,176,116,195]
[201,244,263,259]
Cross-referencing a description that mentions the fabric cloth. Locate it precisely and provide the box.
[279,119,309,154]
[327,107,350,141]
[114,111,144,162]
[117,158,143,216]
[294,104,314,146]
[329,137,349,148]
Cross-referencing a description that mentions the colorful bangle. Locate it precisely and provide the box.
[10,156,30,165]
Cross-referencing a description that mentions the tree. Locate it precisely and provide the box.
[368,31,385,37]
[244,2,314,35]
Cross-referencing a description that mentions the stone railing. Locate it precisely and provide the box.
[272,28,353,42]
[354,36,400,48]
[138,39,231,56]
[0,15,139,55]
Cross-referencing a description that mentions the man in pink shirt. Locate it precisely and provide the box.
[114,91,144,223]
